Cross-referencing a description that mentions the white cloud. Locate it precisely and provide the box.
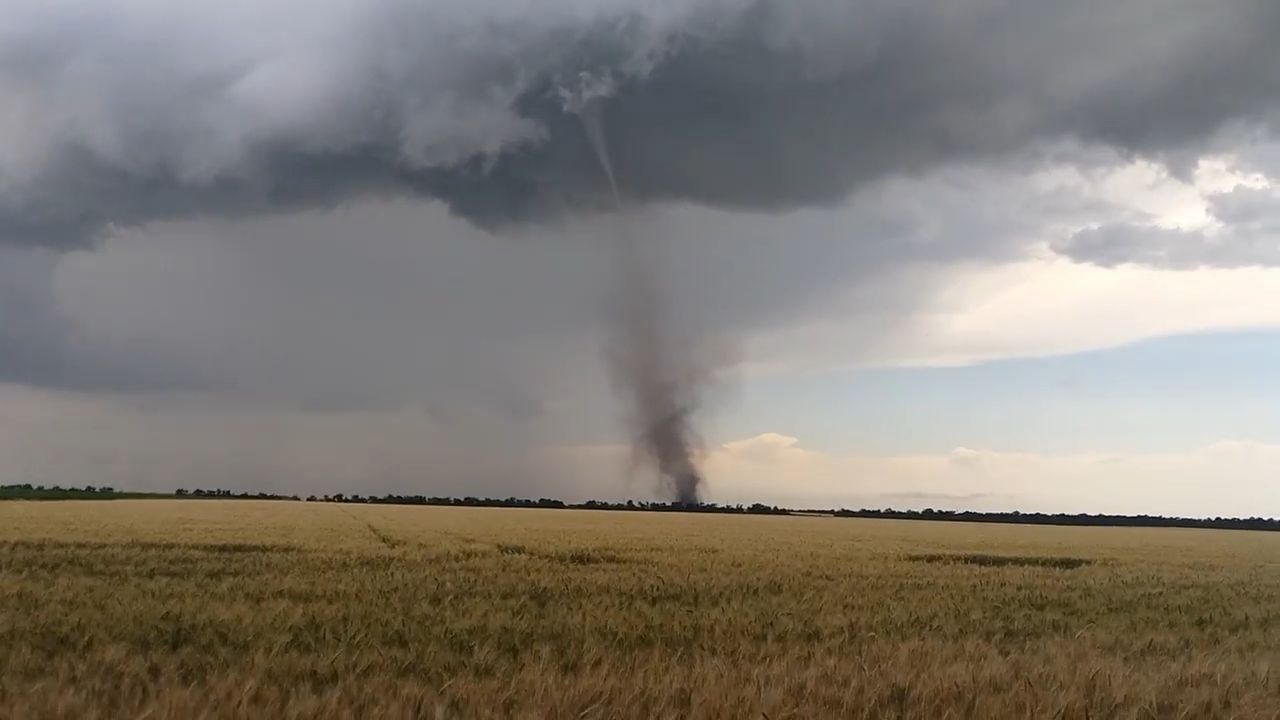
[747,256,1280,371]
[694,433,1280,518]
[1052,149,1280,269]
[723,151,1280,371]
[890,259,1280,365]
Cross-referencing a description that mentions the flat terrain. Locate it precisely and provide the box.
[1,501,1278,719]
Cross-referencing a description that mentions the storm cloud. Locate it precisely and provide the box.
[1055,186,1280,268]
[4,1,1280,501]
[2,0,1280,249]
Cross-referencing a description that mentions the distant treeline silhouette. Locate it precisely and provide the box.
[830,507,1280,532]
[3,484,1277,531]
[303,493,1280,531]
[0,484,299,502]
[0,484,158,501]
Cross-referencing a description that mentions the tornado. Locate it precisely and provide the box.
[580,99,705,505]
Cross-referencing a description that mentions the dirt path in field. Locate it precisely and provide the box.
[334,505,402,550]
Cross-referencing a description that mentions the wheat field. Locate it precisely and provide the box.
[1,500,1277,719]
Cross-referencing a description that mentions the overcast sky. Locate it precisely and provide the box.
[2,0,1280,515]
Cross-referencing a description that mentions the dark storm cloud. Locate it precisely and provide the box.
[2,0,1279,249]
[4,0,1280,500]
[36,160,1088,404]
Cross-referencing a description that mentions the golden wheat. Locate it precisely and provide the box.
[1,500,1277,719]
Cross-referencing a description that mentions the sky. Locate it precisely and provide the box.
[2,0,1280,516]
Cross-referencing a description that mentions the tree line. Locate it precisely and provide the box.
[4,484,1277,531]
[305,493,1280,531]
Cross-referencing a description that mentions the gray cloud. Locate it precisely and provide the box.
[0,155,1105,507]
[4,0,1280,499]
[1054,224,1215,269]
[2,0,1279,249]
[1054,186,1280,268]
[22,157,1096,405]
[0,384,597,499]
[0,246,195,391]
[1211,186,1280,230]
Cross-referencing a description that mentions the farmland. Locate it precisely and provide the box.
[2,500,1278,719]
